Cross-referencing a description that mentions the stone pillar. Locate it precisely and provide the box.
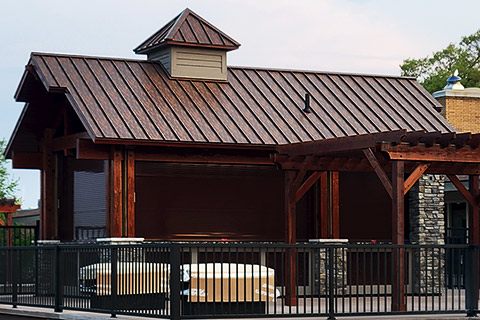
[309,239,348,295]
[96,237,145,263]
[409,174,445,294]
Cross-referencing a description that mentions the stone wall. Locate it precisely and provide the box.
[310,239,347,295]
[408,174,445,294]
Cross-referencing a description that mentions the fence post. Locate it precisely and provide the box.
[54,245,63,312]
[12,249,17,308]
[170,243,181,320]
[466,245,479,317]
[327,245,336,320]
[111,246,118,318]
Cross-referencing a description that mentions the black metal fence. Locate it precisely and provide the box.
[0,226,38,247]
[0,242,478,319]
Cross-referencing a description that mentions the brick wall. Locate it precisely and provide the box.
[437,96,480,133]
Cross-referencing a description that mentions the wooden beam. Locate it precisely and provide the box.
[469,175,479,245]
[76,139,111,160]
[0,204,21,213]
[11,152,42,169]
[404,163,430,195]
[447,175,476,208]
[292,168,307,195]
[136,152,273,165]
[381,143,480,163]
[391,161,406,312]
[295,171,322,203]
[363,148,392,198]
[278,130,406,157]
[52,132,89,152]
[126,149,135,238]
[110,147,123,238]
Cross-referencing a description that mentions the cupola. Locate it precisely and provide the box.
[134,8,240,81]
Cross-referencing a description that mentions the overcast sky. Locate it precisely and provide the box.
[1,0,479,208]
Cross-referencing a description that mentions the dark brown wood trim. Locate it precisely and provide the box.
[404,163,430,195]
[363,148,393,198]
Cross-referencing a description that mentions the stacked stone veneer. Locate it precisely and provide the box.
[310,239,348,295]
[409,175,445,294]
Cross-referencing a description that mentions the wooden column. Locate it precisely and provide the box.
[126,149,135,238]
[108,147,123,238]
[391,161,406,312]
[318,171,340,239]
[284,171,297,306]
[319,172,328,238]
[469,175,479,244]
[330,171,340,239]
[6,213,12,247]
[41,129,55,240]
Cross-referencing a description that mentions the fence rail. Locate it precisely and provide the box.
[0,242,478,319]
[0,226,38,247]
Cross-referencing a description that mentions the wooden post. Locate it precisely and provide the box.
[331,171,340,239]
[109,147,123,238]
[285,171,297,306]
[319,171,340,239]
[469,175,479,244]
[319,172,328,238]
[41,129,55,240]
[6,213,12,247]
[391,161,406,312]
[126,149,135,238]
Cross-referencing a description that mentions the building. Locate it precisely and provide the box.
[5,8,480,246]
[5,8,480,312]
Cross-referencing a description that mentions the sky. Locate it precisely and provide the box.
[0,0,479,208]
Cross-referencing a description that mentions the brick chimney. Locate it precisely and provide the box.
[433,71,480,133]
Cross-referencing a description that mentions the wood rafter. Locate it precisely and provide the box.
[447,174,476,207]
[363,148,392,198]
[52,132,90,152]
[295,171,322,203]
[404,163,430,195]
[381,143,480,163]
[277,130,406,157]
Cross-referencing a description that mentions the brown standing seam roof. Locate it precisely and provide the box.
[21,52,455,146]
[134,8,240,54]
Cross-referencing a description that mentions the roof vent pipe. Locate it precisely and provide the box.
[303,93,312,113]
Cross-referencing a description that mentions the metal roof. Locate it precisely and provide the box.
[134,8,240,54]
[18,52,455,146]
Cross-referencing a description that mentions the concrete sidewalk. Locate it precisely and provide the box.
[0,304,475,320]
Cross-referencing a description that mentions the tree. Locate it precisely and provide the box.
[0,139,19,200]
[400,29,480,93]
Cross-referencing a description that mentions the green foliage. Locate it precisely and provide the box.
[400,29,480,93]
[0,139,19,200]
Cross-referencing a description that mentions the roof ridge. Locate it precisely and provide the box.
[30,52,416,80]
